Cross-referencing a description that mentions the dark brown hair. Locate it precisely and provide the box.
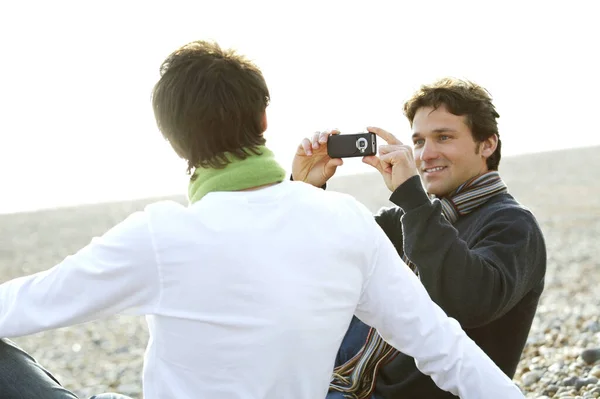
[152,40,270,175]
[403,77,501,170]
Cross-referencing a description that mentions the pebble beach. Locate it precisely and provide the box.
[1,145,599,398]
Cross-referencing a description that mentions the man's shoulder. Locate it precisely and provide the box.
[143,198,188,216]
[290,180,370,209]
[483,194,540,222]
[478,194,545,237]
[288,181,384,229]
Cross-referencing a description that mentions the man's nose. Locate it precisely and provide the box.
[419,140,440,161]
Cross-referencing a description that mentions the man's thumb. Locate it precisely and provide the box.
[324,158,343,177]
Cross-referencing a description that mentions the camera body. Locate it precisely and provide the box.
[327,132,377,158]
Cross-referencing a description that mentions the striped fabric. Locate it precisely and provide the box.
[438,172,509,224]
[329,171,508,399]
[330,329,399,399]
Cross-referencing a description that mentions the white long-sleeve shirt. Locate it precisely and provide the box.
[0,180,524,399]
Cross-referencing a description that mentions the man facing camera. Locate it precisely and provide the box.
[293,78,547,398]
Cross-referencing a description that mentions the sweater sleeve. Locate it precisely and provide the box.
[354,214,525,399]
[386,175,546,328]
[373,206,406,259]
[0,210,161,338]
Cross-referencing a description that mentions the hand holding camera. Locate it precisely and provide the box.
[292,129,345,188]
[292,127,418,191]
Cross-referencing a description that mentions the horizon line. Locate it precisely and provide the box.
[1,143,598,217]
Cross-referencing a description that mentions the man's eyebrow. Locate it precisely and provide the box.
[412,128,457,139]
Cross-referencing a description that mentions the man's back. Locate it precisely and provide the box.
[144,180,374,398]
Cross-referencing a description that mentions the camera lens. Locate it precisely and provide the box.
[356,137,368,153]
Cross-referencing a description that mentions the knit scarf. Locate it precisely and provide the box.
[187,146,287,204]
[329,171,508,399]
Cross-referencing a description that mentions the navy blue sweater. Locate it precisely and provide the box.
[373,176,547,398]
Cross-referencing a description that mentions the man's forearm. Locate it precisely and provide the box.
[0,211,160,337]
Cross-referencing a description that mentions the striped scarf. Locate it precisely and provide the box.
[329,171,508,399]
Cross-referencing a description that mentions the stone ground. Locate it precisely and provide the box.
[1,145,599,398]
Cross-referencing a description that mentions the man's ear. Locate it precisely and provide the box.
[261,111,268,133]
[481,134,498,159]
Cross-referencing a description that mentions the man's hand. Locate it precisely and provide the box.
[292,129,344,187]
[362,126,419,192]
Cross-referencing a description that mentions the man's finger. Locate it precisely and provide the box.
[379,145,393,155]
[301,138,312,155]
[319,129,341,144]
[377,153,394,174]
[318,131,328,144]
[380,152,400,166]
[379,144,407,155]
[362,155,384,173]
[312,132,321,149]
[367,126,403,145]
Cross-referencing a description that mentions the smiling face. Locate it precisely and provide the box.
[411,105,498,197]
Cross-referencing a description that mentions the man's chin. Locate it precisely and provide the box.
[425,183,449,198]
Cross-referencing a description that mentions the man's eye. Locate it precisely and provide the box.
[440,135,450,141]
[413,139,424,146]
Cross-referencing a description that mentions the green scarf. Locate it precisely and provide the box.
[188,146,287,203]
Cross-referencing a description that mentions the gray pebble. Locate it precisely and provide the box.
[543,384,559,396]
[584,321,600,333]
[582,349,600,365]
[522,370,544,386]
[576,377,599,391]
[562,376,579,387]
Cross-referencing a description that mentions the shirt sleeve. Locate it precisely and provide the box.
[354,217,525,399]
[0,210,161,338]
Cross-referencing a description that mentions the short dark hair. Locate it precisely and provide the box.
[152,40,270,174]
[403,78,501,170]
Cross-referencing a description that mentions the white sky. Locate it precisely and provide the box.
[0,0,598,214]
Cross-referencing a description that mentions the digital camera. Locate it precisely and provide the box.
[327,132,377,158]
